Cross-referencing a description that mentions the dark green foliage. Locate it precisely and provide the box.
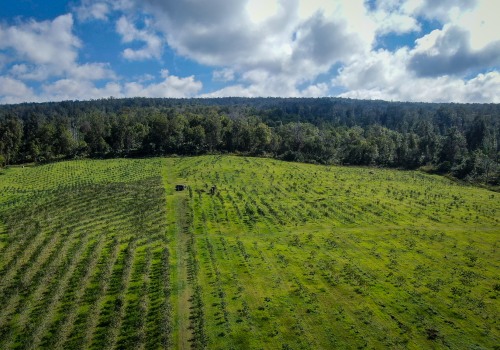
[0,166,170,350]
[0,97,499,184]
[0,156,498,349]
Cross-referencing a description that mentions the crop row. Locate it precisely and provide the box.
[169,156,499,349]
[0,168,171,349]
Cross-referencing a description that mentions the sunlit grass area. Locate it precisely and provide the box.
[0,156,498,349]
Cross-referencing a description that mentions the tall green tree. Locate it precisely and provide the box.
[439,126,468,170]
[0,116,23,164]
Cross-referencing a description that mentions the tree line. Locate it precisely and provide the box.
[0,97,498,185]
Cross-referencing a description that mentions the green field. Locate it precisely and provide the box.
[0,156,498,349]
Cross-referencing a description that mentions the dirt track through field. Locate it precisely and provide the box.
[163,160,193,350]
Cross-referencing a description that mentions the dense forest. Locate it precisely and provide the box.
[0,97,498,186]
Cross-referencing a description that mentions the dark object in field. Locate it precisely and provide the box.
[210,185,217,195]
[426,328,439,340]
[176,184,187,191]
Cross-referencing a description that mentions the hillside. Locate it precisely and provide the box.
[0,156,498,349]
[1,97,499,185]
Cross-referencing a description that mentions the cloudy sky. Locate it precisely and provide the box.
[0,0,499,104]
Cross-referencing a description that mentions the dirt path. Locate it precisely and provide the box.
[162,161,193,350]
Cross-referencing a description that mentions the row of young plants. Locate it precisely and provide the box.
[169,155,499,349]
[0,160,172,349]
[194,157,496,229]
[0,155,497,348]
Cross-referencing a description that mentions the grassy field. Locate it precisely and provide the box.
[0,156,498,349]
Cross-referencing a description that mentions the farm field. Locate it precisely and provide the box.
[0,155,498,349]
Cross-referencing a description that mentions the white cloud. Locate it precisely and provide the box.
[201,85,254,98]
[0,70,203,103]
[74,0,497,101]
[453,0,500,51]
[31,70,202,102]
[123,71,202,98]
[377,0,499,51]
[9,64,29,76]
[334,48,500,102]
[408,24,500,77]
[374,0,478,23]
[0,77,37,104]
[371,0,498,44]
[134,73,155,83]
[461,71,500,102]
[40,79,122,101]
[297,0,377,44]
[75,0,136,21]
[212,68,235,82]
[300,83,329,97]
[70,63,116,80]
[1,0,498,103]
[0,14,115,81]
[371,10,420,35]
[0,14,79,68]
[335,49,406,90]
[76,1,110,21]
[314,0,499,101]
[116,16,162,60]
[409,0,478,22]
[291,12,362,66]
[406,1,500,54]
[203,72,327,98]
[136,0,376,97]
[0,11,201,103]
[202,73,297,97]
[246,0,280,24]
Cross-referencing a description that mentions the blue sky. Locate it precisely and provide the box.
[0,0,499,104]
